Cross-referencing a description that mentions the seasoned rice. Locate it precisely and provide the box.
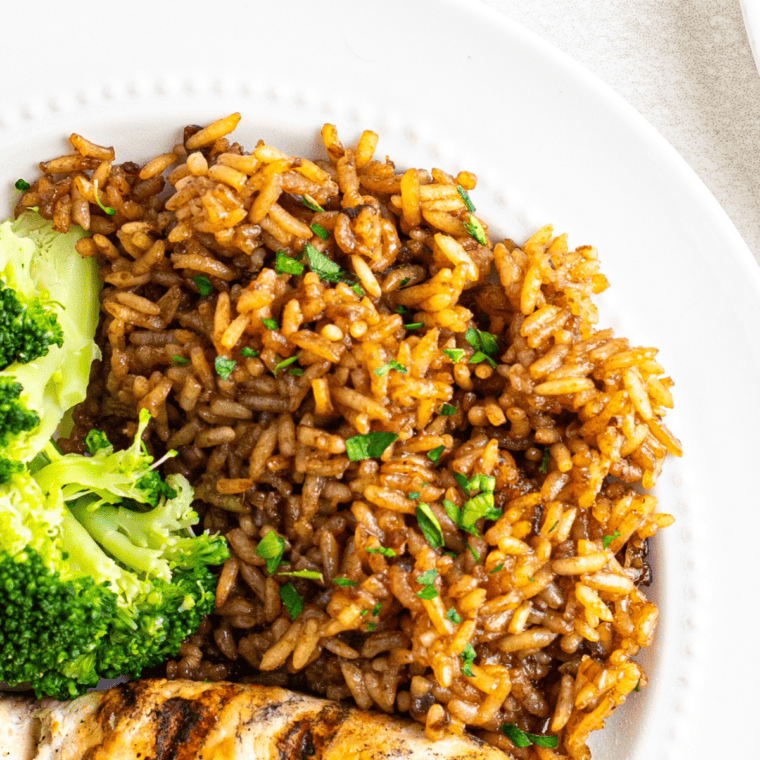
[24,115,680,760]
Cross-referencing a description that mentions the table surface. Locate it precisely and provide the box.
[483,0,760,264]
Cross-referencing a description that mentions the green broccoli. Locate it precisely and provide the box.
[0,411,228,700]
[0,212,100,462]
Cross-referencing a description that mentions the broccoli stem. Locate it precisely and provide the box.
[68,502,172,582]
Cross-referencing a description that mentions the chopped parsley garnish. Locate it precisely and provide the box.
[464,327,499,366]
[456,184,475,213]
[92,179,116,216]
[443,348,466,363]
[395,305,407,315]
[500,724,558,750]
[439,403,457,416]
[275,250,305,276]
[446,607,462,624]
[280,583,303,620]
[489,563,505,575]
[416,504,444,549]
[603,530,621,549]
[374,360,407,377]
[404,322,424,330]
[549,520,559,533]
[301,194,324,213]
[311,223,330,241]
[427,445,446,465]
[273,354,300,377]
[360,609,369,616]
[278,569,323,581]
[539,448,550,473]
[415,568,439,599]
[193,275,213,297]
[366,622,377,632]
[289,367,304,377]
[399,277,410,287]
[14,179,30,192]
[303,243,363,296]
[171,355,189,365]
[333,577,359,587]
[464,213,487,246]
[372,602,381,616]
[255,531,285,575]
[453,471,471,496]
[366,545,396,558]
[214,356,236,380]
[466,543,480,563]
[261,318,279,330]
[345,431,399,461]
[409,491,420,500]
[460,643,476,677]
[634,679,641,692]
[240,347,258,357]
[447,474,499,535]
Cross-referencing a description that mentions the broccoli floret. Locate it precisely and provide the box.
[0,378,39,450]
[0,419,228,700]
[0,277,63,370]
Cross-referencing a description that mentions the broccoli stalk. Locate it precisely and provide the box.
[0,415,228,700]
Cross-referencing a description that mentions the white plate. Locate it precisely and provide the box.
[1,1,758,758]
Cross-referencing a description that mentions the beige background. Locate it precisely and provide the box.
[481,0,760,263]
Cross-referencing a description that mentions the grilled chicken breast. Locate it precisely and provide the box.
[0,679,508,760]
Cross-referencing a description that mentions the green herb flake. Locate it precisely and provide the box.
[446,607,462,625]
[464,327,480,349]
[171,355,189,365]
[443,348,466,363]
[528,576,535,583]
[280,582,304,620]
[539,448,550,474]
[366,621,377,632]
[399,277,410,287]
[395,305,407,315]
[374,360,407,377]
[289,367,304,377]
[443,499,462,526]
[460,643,477,677]
[500,724,559,750]
[193,275,213,297]
[240,347,258,357]
[409,491,421,500]
[255,531,285,575]
[469,350,497,368]
[549,520,559,533]
[455,184,476,213]
[466,543,480,563]
[273,354,300,377]
[14,179,30,192]
[634,679,641,692]
[372,602,382,617]
[334,577,359,587]
[311,223,330,241]
[500,724,532,749]
[303,243,362,294]
[261,318,279,330]
[416,585,439,600]
[301,194,324,213]
[404,322,424,330]
[439,403,457,416]
[416,569,438,586]
[360,609,369,616]
[214,356,236,380]
[427,445,446,465]
[366,545,396,558]
[461,492,496,533]
[278,569,323,582]
[453,472,471,497]
[275,250,305,276]
[603,530,621,549]
[489,563,505,575]
[464,213,487,246]
[345,431,399,461]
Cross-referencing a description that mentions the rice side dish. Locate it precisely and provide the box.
[17,114,680,759]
